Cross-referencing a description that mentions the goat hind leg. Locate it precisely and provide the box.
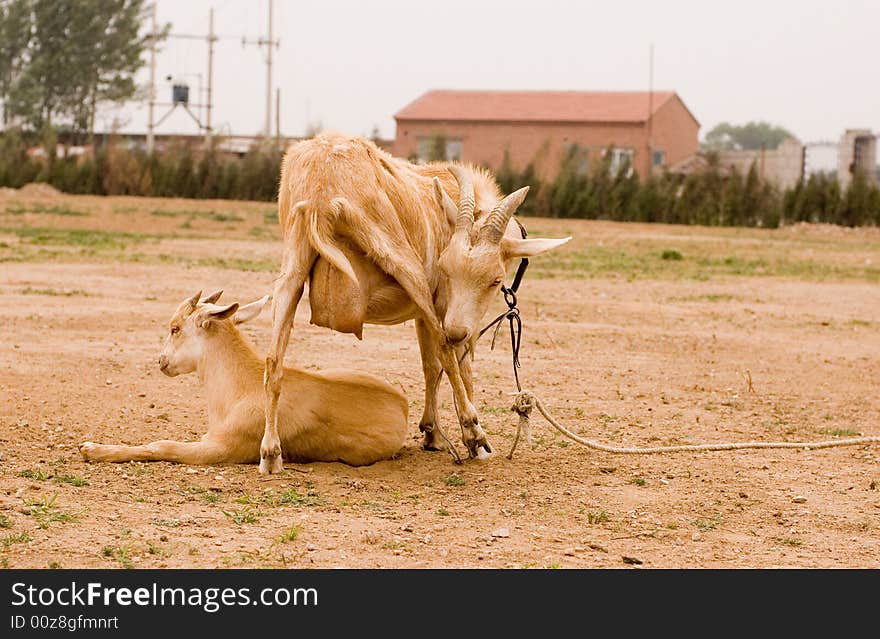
[262,270,306,475]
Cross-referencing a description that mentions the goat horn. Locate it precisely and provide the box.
[480,186,530,244]
[448,165,475,238]
[185,290,202,312]
[202,289,223,304]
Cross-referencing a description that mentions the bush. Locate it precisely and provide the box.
[0,133,282,202]
[494,148,879,228]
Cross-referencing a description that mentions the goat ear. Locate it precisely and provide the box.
[500,236,571,259]
[233,295,270,325]
[433,177,459,226]
[202,289,223,304]
[200,302,239,327]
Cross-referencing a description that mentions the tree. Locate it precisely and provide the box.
[703,121,795,151]
[6,0,157,142]
[0,0,32,127]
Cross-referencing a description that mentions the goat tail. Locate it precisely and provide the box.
[306,198,359,285]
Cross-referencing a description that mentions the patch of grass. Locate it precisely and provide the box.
[23,494,80,528]
[436,507,450,517]
[20,286,89,297]
[53,474,89,487]
[533,244,880,283]
[102,544,134,568]
[586,510,610,524]
[443,473,466,487]
[0,514,11,528]
[630,477,647,487]
[278,523,302,544]
[193,256,277,272]
[694,513,724,532]
[660,249,683,261]
[150,518,181,528]
[48,560,62,569]
[382,538,408,551]
[5,204,88,216]
[775,537,804,547]
[223,507,259,525]
[1,531,31,547]
[18,468,49,481]
[4,226,157,250]
[263,210,279,225]
[151,209,243,223]
[146,540,167,556]
[819,428,859,437]
[278,487,324,507]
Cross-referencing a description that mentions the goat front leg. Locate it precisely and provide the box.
[438,342,492,460]
[262,269,306,475]
[415,318,447,451]
[80,438,230,464]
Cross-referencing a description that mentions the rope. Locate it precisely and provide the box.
[506,390,880,459]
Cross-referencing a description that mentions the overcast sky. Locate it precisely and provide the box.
[112,0,879,143]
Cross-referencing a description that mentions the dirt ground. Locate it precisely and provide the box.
[1,191,879,568]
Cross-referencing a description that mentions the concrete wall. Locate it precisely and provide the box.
[718,137,804,189]
[838,129,877,188]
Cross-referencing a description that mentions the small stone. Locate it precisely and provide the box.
[692,532,702,541]
[105,379,112,385]
[159,535,168,542]
[491,527,510,538]
[306,543,316,552]
[138,392,147,398]
[564,548,576,556]
[622,556,643,565]
[792,496,807,504]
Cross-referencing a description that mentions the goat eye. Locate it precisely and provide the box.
[490,278,503,288]
[170,326,180,335]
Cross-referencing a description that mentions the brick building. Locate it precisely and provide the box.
[392,90,700,179]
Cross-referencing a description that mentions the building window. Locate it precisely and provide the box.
[567,144,590,175]
[652,150,666,167]
[417,136,463,163]
[608,147,634,175]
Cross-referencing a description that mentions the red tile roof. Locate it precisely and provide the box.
[395,90,697,125]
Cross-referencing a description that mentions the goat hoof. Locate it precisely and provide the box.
[474,445,492,460]
[420,426,447,452]
[79,442,97,461]
[259,455,284,475]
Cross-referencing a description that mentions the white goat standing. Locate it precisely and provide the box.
[260,131,570,474]
[80,291,408,466]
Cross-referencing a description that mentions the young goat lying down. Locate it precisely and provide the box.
[80,291,408,466]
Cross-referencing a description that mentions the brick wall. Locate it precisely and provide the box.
[392,95,699,181]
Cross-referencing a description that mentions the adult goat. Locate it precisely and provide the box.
[261,131,569,474]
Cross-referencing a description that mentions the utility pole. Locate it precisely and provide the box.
[205,7,216,149]
[275,87,281,146]
[147,2,157,154]
[266,0,273,138]
[243,0,280,140]
[647,43,654,175]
